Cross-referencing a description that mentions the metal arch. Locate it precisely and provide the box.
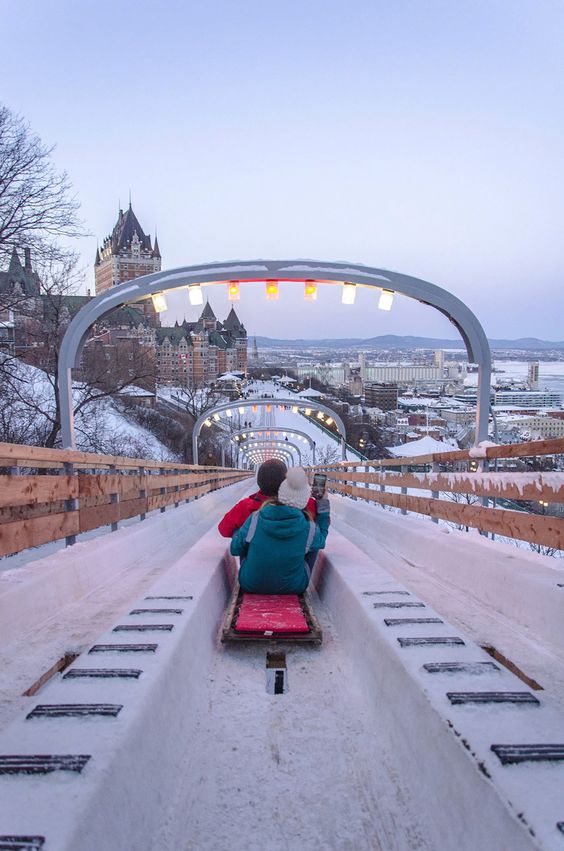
[58,259,491,448]
[238,438,302,466]
[240,445,296,468]
[225,426,316,463]
[191,397,346,464]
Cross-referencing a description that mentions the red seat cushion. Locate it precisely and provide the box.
[235,594,310,633]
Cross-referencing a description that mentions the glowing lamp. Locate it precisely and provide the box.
[342,283,357,305]
[305,408,312,416]
[266,405,271,412]
[317,412,325,421]
[378,289,394,311]
[242,433,247,439]
[227,281,240,301]
[238,407,245,414]
[204,418,212,427]
[252,405,258,413]
[265,280,279,300]
[304,281,317,301]
[292,406,298,414]
[187,285,203,306]
[151,292,168,313]
[213,413,220,421]
[326,417,334,426]
[226,409,232,417]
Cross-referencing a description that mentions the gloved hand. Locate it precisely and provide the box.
[316,496,330,514]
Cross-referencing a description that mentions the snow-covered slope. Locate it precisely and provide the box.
[0,356,174,459]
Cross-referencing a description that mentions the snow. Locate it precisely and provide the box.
[388,435,457,457]
[115,384,155,397]
[1,482,563,849]
[468,440,499,459]
[0,356,173,460]
[215,372,241,381]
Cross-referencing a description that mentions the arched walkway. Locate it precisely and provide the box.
[192,397,346,464]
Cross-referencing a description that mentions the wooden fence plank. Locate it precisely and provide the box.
[0,440,257,474]
[118,498,148,522]
[330,483,563,549]
[79,503,121,533]
[0,475,77,507]
[323,437,564,470]
[325,470,564,503]
[0,500,67,524]
[0,511,79,557]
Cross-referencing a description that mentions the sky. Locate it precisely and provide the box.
[2,0,563,341]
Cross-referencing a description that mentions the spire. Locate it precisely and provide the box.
[95,246,101,265]
[223,306,243,331]
[152,233,161,258]
[200,301,217,321]
[8,247,23,274]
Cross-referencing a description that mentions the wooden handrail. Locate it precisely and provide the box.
[314,437,564,470]
[310,437,564,550]
[0,444,253,558]
[0,440,235,471]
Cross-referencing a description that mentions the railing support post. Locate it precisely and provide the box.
[401,465,408,515]
[431,461,440,524]
[138,466,146,521]
[63,461,78,547]
[109,464,119,532]
[159,467,166,512]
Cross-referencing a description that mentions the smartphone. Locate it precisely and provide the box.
[311,473,327,499]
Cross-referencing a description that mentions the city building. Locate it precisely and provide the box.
[95,203,161,295]
[455,389,562,409]
[528,362,539,391]
[495,414,564,440]
[155,303,247,386]
[364,382,399,411]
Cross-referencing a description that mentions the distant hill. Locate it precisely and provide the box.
[252,335,564,351]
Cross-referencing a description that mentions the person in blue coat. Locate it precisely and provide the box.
[231,467,330,594]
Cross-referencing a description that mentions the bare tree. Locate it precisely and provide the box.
[0,104,85,265]
[177,380,223,422]
[0,254,157,448]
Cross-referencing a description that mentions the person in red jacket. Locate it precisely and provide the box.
[218,459,316,538]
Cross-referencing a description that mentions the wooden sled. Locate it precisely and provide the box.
[221,581,322,645]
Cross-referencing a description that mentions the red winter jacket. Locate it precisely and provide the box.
[218,490,317,538]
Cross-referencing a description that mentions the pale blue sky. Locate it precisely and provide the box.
[3,0,563,340]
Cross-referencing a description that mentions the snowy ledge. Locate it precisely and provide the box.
[0,510,563,848]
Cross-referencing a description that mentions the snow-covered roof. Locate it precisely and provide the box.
[297,388,324,398]
[388,435,457,457]
[116,384,155,397]
[216,373,241,382]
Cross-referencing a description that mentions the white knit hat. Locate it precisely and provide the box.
[278,467,311,510]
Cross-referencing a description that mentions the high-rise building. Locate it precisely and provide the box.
[364,382,399,411]
[528,362,539,391]
[95,202,161,293]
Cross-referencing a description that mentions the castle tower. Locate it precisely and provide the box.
[95,202,161,295]
[199,301,217,332]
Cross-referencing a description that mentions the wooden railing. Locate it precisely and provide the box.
[312,438,564,551]
[0,442,253,558]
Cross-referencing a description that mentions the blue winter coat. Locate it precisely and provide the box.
[231,503,330,594]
